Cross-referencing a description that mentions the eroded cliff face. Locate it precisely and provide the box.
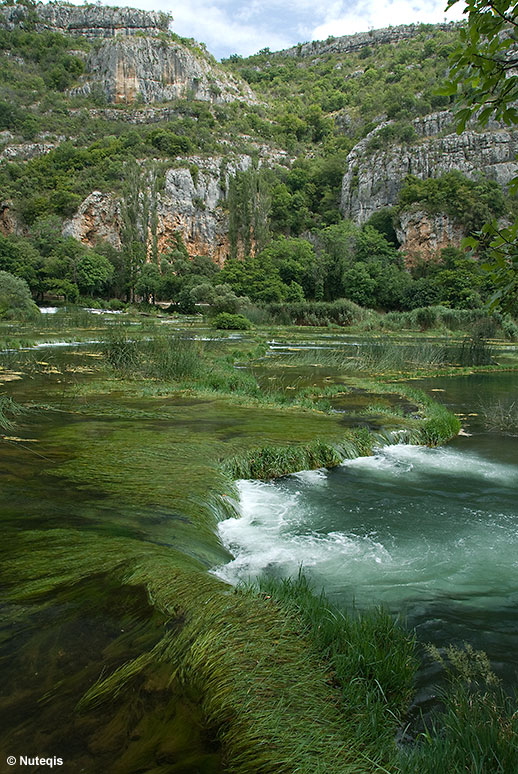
[0,3,255,106]
[0,3,169,38]
[63,191,122,249]
[339,111,518,262]
[280,23,461,58]
[395,210,465,266]
[63,156,255,264]
[71,36,255,105]
[341,112,518,225]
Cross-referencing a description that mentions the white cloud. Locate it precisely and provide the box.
[311,0,465,41]
[170,0,292,57]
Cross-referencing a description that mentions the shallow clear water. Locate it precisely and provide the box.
[214,373,518,694]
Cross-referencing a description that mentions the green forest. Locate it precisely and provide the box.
[1,6,515,328]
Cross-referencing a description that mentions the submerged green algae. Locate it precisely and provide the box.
[0,317,466,773]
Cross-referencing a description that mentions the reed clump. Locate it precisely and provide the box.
[479,398,518,434]
[399,644,518,774]
[253,573,417,768]
[268,299,373,327]
[0,395,25,431]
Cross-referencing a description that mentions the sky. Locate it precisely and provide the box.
[49,0,466,59]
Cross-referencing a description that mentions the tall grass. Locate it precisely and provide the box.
[399,644,518,774]
[222,432,373,480]
[101,326,141,372]
[0,395,24,431]
[268,299,374,327]
[252,573,417,768]
[282,336,498,373]
[142,334,204,380]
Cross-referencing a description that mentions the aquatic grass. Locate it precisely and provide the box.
[479,398,518,434]
[0,395,25,431]
[399,644,518,774]
[1,319,475,773]
[142,334,204,380]
[222,430,373,480]
[252,574,417,765]
[454,333,495,367]
[280,339,459,375]
[121,561,376,774]
[349,380,461,446]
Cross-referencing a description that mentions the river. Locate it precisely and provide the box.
[214,373,518,706]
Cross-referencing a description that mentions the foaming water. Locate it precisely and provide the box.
[213,439,518,684]
[344,443,518,484]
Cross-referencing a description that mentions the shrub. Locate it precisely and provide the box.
[212,312,252,330]
[267,299,370,327]
[0,270,39,320]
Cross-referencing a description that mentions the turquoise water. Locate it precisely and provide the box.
[214,373,518,698]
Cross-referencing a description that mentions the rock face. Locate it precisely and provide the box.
[156,156,252,264]
[63,191,122,249]
[72,37,255,105]
[395,210,465,266]
[0,141,60,162]
[0,3,255,106]
[341,112,518,224]
[0,201,21,237]
[63,156,254,264]
[279,23,461,58]
[0,3,170,38]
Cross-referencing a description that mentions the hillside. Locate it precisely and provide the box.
[0,1,516,314]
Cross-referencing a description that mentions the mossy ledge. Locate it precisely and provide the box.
[221,386,460,481]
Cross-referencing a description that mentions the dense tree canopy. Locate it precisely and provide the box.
[443,0,518,310]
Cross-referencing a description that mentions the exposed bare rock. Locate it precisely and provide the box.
[70,106,187,124]
[0,3,170,38]
[341,113,518,224]
[0,201,22,237]
[396,210,465,266]
[279,23,462,58]
[0,142,59,162]
[71,36,256,105]
[63,191,122,249]
[62,156,256,263]
[155,156,252,263]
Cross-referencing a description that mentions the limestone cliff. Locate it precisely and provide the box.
[395,210,466,266]
[0,3,170,38]
[63,156,256,264]
[279,23,461,58]
[72,36,256,105]
[341,111,518,223]
[0,3,255,106]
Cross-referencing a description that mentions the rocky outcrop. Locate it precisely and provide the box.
[0,201,22,237]
[63,191,122,249]
[157,156,252,264]
[70,106,187,125]
[279,23,461,58]
[341,112,518,223]
[0,3,255,106]
[395,210,465,266]
[0,141,60,162]
[63,156,255,264]
[0,3,170,38]
[71,36,256,105]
